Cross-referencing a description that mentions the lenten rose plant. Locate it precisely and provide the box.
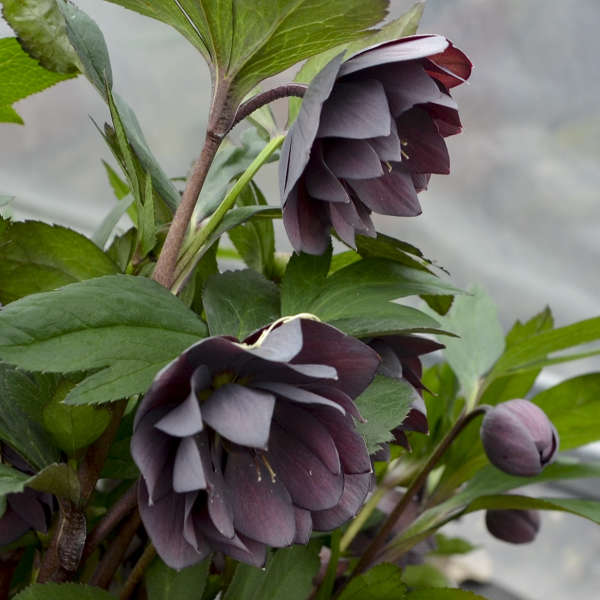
[1,2,600,600]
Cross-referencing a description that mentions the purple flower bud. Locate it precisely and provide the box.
[368,335,443,450]
[480,399,559,477]
[0,444,53,546]
[486,508,541,544]
[132,317,380,569]
[279,35,471,254]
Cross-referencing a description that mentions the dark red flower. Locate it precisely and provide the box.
[132,317,380,569]
[279,35,472,254]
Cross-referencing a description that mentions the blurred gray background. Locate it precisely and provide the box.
[1,2,599,597]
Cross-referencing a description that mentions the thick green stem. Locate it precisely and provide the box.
[171,134,285,293]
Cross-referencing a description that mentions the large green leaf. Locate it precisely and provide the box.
[337,563,406,599]
[0,37,74,124]
[429,286,505,402]
[55,0,112,96]
[354,375,416,453]
[1,0,81,73]
[479,307,554,406]
[224,546,320,600]
[0,364,59,469]
[464,494,600,526]
[145,557,210,600]
[203,269,280,339]
[531,373,600,450]
[489,316,600,378]
[0,275,208,405]
[0,218,119,304]
[106,0,387,103]
[14,583,115,600]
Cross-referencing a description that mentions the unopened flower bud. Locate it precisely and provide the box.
[486,508,540,544]
[480,399,559,477]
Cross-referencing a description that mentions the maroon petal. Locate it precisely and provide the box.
[274,402,341,474]
[329,201,360,247]
[339,35,449,77]
[138,481,203,569]
[364,62,442,117]
[202,384,275,449]
[347,167,421,216]
[255,381,345,415]
[9,488,47,533]
[266,423,344,511]
[368,118,403,162]
[308,405,371,475]
[173,437,207,493]
[317,79,391,139]
[283,182,331,255]
[370,339,404,379]
[311,472,372,530]
[426,42,472,89]
[0,506,30,545]
[280,53,345,199]
[396,108,450,174]
[154,392,204,437]
[247,318,304,362]
[324,139,383,180]
[294,507,313,544]
[426,92,462,137]
[225,450,296,547]
[293,320,380,399]
[132,407,177,504]
[303,384,363,421]
[305,143,351,203]
[411,172,430,192]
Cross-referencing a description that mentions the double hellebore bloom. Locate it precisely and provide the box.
[279,35,472,254]
[0,444,52,546]
[369,335,443,450]
[480,399,559,477]
[132,317,379,569]
[486,508,541,544]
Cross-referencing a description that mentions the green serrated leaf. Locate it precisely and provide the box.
[0,274,208,405]
[42,379,111,455]
[0,364,60,469]
[0,218,120,304]
[13,582,115,600]
[2,0,81,73]
[354,375,416,453]
[406,589,487,600]
[228,182,274,277]
[431,534,476,556]
[337,563,406,599]
[203,270,280,339]
[106,228,136,272]
[102,159,130,199]
[145,556,210,600]
[402,564,449,589]
[0,37,74,124]
[224,546,320,600]
[429,286,505,402]
[55,0,111,96]
[92,194,134,249]
[140,171,157,255]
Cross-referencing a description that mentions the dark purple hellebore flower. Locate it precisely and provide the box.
[279,35,472,254]
[369,335,443,451]
[0,445,52,546]
[132,317,380,569]
[480,399,559,477]
[486,507,541,544]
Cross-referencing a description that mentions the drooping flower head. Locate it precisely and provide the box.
[368,335,443,450]
[486,507,541,544]
[280,35,472,254]
[132,317,380,569]
[0,444,53,546]
[480,399,559,477]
